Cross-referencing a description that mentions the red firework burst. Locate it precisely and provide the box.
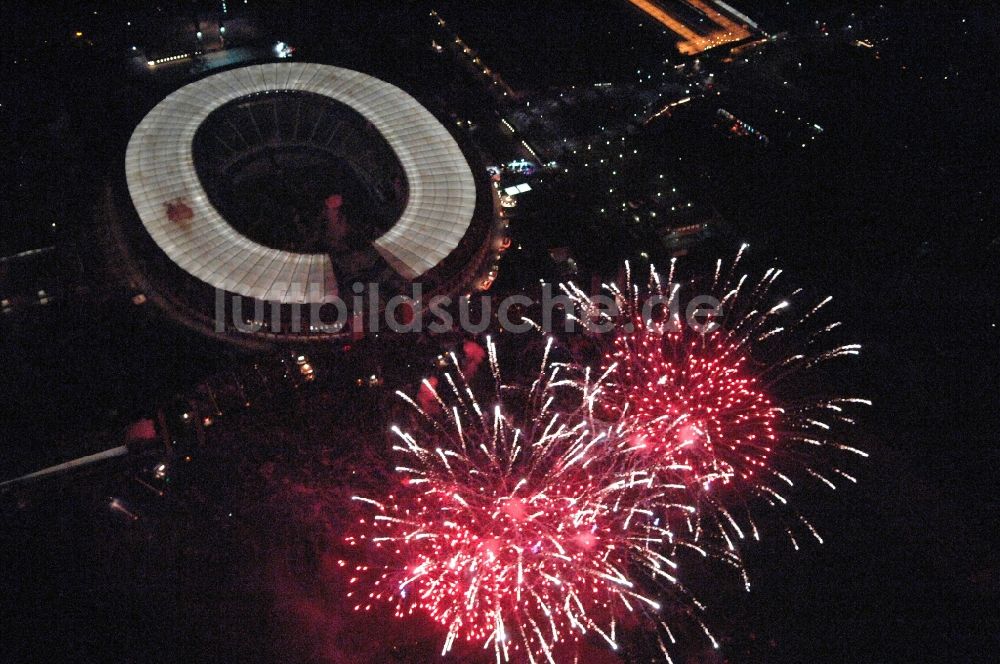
[349,474,645,659]
[560,248,869,549]
[344,339,708,662]
[603,319,778,491]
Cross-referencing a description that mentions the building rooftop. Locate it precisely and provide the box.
[125,63,478,303]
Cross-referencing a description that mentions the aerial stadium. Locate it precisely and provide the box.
[103,62,504,347]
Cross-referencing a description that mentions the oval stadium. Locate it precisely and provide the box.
[103,62,503,347]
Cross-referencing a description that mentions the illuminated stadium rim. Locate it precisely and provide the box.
[125,63,477,304]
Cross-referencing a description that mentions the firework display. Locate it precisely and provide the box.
[345,339,717,662]
[560,247,870,549]
[345,249,867,662]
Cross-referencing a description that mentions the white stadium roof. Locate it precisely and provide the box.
[125,63,477,303]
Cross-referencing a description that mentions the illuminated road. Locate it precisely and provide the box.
[687,0,752,39]
[626,0,753,55]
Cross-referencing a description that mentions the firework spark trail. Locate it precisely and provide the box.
[560,248,869,552]
[345,338,714,662]
[342,250,866,660]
